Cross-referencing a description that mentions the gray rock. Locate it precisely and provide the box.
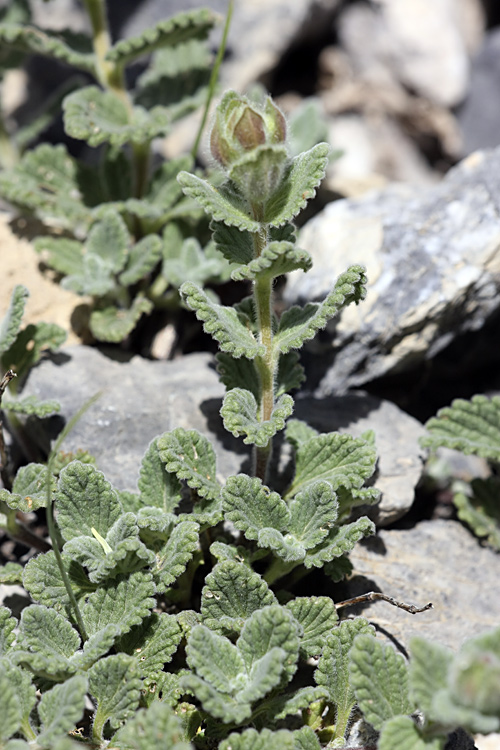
[457,28,500,154]
[285,147,500,394]
[346,518,500,651]
[21,345,423,523]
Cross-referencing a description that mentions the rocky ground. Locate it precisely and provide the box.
[2,3,500,747]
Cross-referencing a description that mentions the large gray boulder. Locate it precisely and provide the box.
[285,147,500,394]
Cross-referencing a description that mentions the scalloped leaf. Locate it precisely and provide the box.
[63,512,155,583]
[238,605,300,685]
[152,520,200,593]
[221,389,294,446]
[89,654,142,736]
[219,727,321,750]
[286,431,377,499]
[178,171,260,232]
[180,281,263,358]
[286,596,338,659]
[0,659,36,743]
[453,477,500,550]
[0,666,22,741]
[423,395,500,461]
[267,688,330,723]
[0,285,28,354]
[37,674,88,747]
[0,144,94,234]
[0,463,54,512]
[276,265,367,354]
[0,563,23,585]
[71,625,120,673]
[112,701,190,750]
[89,296,153,343]
[232,241,312,282]
[55,462,122,542]
[106,8,217,66]
[162,236,227,288]
[315,618,375,741]
[0,607,16,657]
[0,24,95,72]
[12,605,80,679]
[288,481,339,549]
[349,634,413,731]
[408,637,453,718]
[138,437,182,513]
[222,474,290,540]
[216,353,260,401]
[303,516,375,568]
[2,321,66,384]
[261,143,331,226]
[63,87,171,147]
[117,613,182,682]
[201,560,277,634]
[82,571,156,637]
[378,716,443,750]
[211,221,254,265]
[119,235,162,286]
[186,624,245,692]
[3,396,60,417]
[23,551,95,616]
[157,428,221,501]
[180,672,252,724]
[285,418,319,450]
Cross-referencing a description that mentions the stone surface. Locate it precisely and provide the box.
[285,147,500,394]
[457,28,500,155]
[338,0,483,108]
[21,345,424,524]
[346,518,500,651]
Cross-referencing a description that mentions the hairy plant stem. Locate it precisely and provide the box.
[82,0,149,199]
[252,224,275,482]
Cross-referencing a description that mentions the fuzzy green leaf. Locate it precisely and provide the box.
[138,437,182,513]
[271,687,331,723]
[90,211,129,272]
[276,265,367,354]
[261,143,331,226]
[119,235,162,286]
[232,241,312,282]
[0,144,94,234]
[222,474,290,540]
[303,516,375,568]
[286,597,338,659]
[90,297,153,343]
[63,86,171,147]
[152,520,200,593]
[238,605,300,685]
[82,571,156,637]
[221,389,294,446]
[216,353,260,401]
[0,24,95,72]
[0,608,16,657]
[287,481,339,550]
[3,396,60,417]
[178,171,261,232]
[157,428,220,501]
[181,281,263,358]
[288,99,330,157]
[113,701,190,750]
[0,285,28,354]
[423,394,500,460]
[0,563,23,585]
[2,322,66,384]
[0,659,36,742]
[315,618,375,741]
[89,653,142,734]
[349,634,413,731]
[23,551,94,615]
[454,477,500,550]
[0,463,54,512]
[71,625,120,672]
[13,605,80,679]
[0,667,23,741]
[63,512,155,583]
[105,8,217,66]
[408,637,453,717]
[55,462,122,542]
[219,727,320,750]
[285,419,319,451]
[117,613,182,682]
[201,560,277,634]
[180,673,252,724]
[186,624,246,692]
[211,221,254,265]
[276,350,305,395]
[36,674,88,747]
[286,431,377,499]
[378,716,443,750]
[162,237,227,288]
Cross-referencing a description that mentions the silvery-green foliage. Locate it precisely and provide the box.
[0,4,228,343]
[423,394,500,550]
